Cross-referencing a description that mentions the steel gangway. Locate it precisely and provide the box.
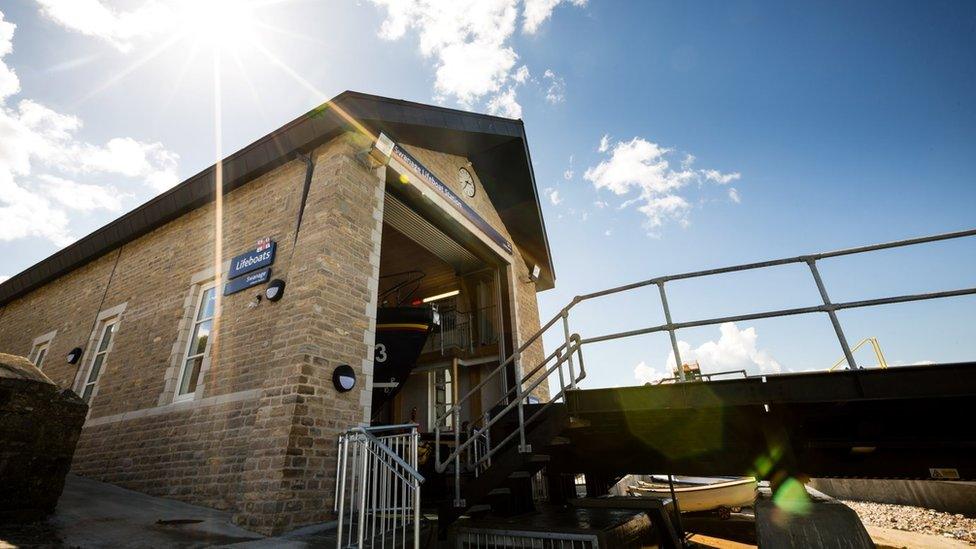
[432,227,976,521]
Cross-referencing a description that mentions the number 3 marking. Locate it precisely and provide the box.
[374,343,387,363]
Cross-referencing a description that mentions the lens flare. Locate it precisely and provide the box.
[179,0,257,52]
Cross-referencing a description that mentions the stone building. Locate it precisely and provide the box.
[0,92,554,534]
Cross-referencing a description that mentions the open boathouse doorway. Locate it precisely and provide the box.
[369,139,520,435]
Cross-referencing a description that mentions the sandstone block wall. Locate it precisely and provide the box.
[0,131,549,535]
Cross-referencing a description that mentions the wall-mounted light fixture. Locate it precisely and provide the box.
[265,279,286,302]
[369,132,395,165]
[421,289,460,303]
[66,347,83,365]
[528,264,542,282]
[332,364,356,393]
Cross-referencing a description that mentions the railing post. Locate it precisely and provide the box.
[453,407,465,507]
[657,281,685,382]
[412,427,420,549]
[517,389,531,454]
[335,434,348,548]
[806,258,858,370]
[562,311,577,389]
[357,435,369,548]
[483,411,492,469]
[468,312,474,353]
[555,346,567,398]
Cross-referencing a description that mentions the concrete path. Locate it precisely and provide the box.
[0,475,338,548]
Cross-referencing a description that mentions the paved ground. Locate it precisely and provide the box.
[0,475,338,548]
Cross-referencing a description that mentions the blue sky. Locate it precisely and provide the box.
[0,0,973,388]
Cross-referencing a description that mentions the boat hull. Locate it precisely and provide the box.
[628,477,757,512]
[372,307,435,411]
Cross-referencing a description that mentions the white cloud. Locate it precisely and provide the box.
[372,0,518,108]
[583,135,742,231]
[486,86,522,118]
[38,174,127,211]
[0,10,178,247]
[542,68,565,104]
[370,0,582,116]
[593,200,608,208]
[702,168,741,184]
[522,0,586,34]
[563,154,574,180]
[34,0,174,53]
[544,186,562,205]
[634,360,667,385]
[0,11,17,100]
[665,323,782,376]
[728,187,741,203]
[604,228,612,236]
[0,275,9,283]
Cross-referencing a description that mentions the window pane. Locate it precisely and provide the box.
[189,320,212,356]
[179,356,203,395]
[88,354,105,382]
[82,384,94,402]
[97,323,116,352]
[35,348,47,368]
[197,288,216,321]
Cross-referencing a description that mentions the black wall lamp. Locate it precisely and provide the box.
[66,347,83,365]
[332,364,356,392]
[265,279,286,302]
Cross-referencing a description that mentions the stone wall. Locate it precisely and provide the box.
[0,354,87,521]
[0,130,549,534]
[232,132,384,533]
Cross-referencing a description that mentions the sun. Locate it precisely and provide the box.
[177,0,258,52]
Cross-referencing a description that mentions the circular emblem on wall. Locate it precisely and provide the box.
[459,167,476,198]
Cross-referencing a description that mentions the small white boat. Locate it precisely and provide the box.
[627,477,757,513]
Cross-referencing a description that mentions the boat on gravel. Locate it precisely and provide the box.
[627,477,758,513]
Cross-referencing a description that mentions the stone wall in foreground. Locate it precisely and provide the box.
[0,353,87,521]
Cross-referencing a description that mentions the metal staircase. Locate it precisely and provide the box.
[429,228,976,530]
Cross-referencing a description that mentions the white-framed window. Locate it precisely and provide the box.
[81,318,119,403]
[174,283,217,402]
[429,367,454,430]
[28,330,57,370]
[30,341,51,369]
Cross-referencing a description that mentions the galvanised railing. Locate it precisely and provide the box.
[434,228,976,507]
[335,424,424,548]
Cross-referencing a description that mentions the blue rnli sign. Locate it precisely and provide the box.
[228,240,276,279]
[224,268,271,296]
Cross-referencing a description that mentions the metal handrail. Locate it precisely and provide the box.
[432,228,976,507]
[829,337,889,371]
[654,368,749,384]
[335,424,423,548]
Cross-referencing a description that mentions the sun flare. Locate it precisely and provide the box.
[177,0,258,51]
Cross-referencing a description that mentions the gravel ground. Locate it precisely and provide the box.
[844,500,976,545]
